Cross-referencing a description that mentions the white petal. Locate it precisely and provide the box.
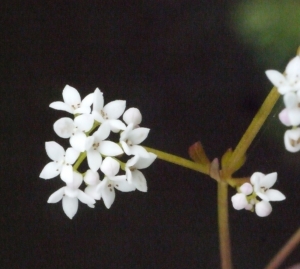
[265,70,287,88]
[131,170,147,192]
[60,165,73,184]
[77,190,96,205]
[255,201,272,217]
[98,141,123,156]
[283,92,298,108]
[47,187,65,203]
[71,171,83,189]
[74,114,94,132]
[239,183,253,196]
[39,162,61,179]
[284,128,300,152]
[134,153,157,169]
[81,93,94,107]
[109,175,127,182]
[231,193,248,210]
[125,167,133,183]
[128,128,150,144]
[85,185,101,200]
[64,187,79,198]
[250,172,265,186]
[260,172,277,189]
[285,56,300,76]
[279,109,291,126]
[49,101,73,114]
[257,191,270,201]
[265,189,286,201]
[53,117,75,138]
[108,119,126,132]
[85,136,94,151]
[120,141,131,155]
[93,88,104,112]
[104,100,126,119]
[84,170,100,185]
[120,124,133,141]
[287,108,300,126]
[101,179,115,209]
[65,147,80,164]
[114,181,136,192]
[123,107,142,126]
[91,110,105,123]
[87,150,102,171]
[62,196,78,219]
[45,141,65,161]
[129,145,150,158]
[93,123,110,141]
[126,155,139,168]
[62,85,81,105]
[70,132,87,152]
[74,106,91,114]
[101,157,120,177]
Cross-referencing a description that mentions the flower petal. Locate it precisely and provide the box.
[93,123,110,141]
[123,107,142,126]
[47,187,65,203]
[127,128,150,144]
[128,145,150,158]
[101,179,115,209]
[49,101,73,114]
[87,150,102,171]
[104,100,126,119]
[45,141,65,161]
[62,85,81,105]
[239,183,253,196]
[39,162,61,179]
[265,189,286,201]
[84,170,100,185]
[81,93,94,107]
[74,114,94,132]
[114,181,136,192]
[107,119,126,132]
[53,117,75,138]
[77,190,96,205]
[70,132,87,152]
[101,157,120,177]
[131,170,147,192]
[231,193,248,210]
[93,88,104,112]
[85,185,102,200]
[65,147,80,164]
[260,172,277,189]
[60,164,73,184]
[98,141,123,156]
[62,196,78,219]
[134,153,157,169]
[255,200,272,217]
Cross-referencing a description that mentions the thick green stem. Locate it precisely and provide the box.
[264,227,300,269]
[224,87,280,177]
[144,146,210,175]
[218,181,232,269]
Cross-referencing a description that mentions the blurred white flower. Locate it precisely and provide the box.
[284,128,300,152]
[39,141,79,183]
[50,85,94,114]
[266,56,300,94]
[48,171,95,219]
[97,157,135,209]
[92,88,126,132]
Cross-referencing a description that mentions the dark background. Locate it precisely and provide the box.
[1,1,299,268]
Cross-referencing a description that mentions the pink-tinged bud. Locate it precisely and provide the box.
[279,109,291,126]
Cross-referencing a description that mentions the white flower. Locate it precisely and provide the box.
[39,141,79,183]
[125,153,157,192]
[84,170,102,206]
[50,85,94,114]
[53,115,94,152]
[120,123,150,158]
[250,172,285,217]
[278,92,300,126]
[265,56,300,94]
[123,108,142,127]
[284,128,300,152]
[47,171,95,219]
[96,157,135,209]
[84,123,123,171]
[92,88,126,132]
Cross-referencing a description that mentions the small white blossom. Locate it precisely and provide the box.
[84,170,102,206]
[47,171,95,219]
[39,141,79,183]
[92,88,126,132]
[284,128,300,152]
[232,172,285,217]
[125,153,157,192]
[50,85,94,114]
[96,157,135,209]
[123,107,142,127]
[84,123,123,171]
[266,56,300,94]
[120,123,150,158]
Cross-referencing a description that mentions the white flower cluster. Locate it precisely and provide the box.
[266,56,300,152]
[40,85,156,219]
[231,172,285,217]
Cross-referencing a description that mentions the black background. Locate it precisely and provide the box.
[1,1,299,268]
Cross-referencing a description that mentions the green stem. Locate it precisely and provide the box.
[224,87,280,177]
[144,146,210,175]
[264,227,300,269]
[73,152,87,171]
[218,181,232,269]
